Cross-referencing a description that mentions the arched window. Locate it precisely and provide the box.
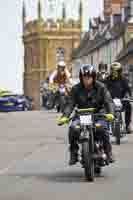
[56,47,65,62]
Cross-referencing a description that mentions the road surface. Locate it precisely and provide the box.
[0,111,133,200]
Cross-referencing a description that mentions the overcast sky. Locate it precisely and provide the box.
[0,0,103,93]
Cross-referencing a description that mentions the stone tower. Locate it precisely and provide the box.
[22,0,82,110]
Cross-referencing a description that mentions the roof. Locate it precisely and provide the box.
[71,31,90,59]
[72,22,126,60]
[117,38,133,61]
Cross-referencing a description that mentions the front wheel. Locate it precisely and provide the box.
[82,137,94,182]
[56,104,60,113]
[94,167,101,175]
[59,95,66,113]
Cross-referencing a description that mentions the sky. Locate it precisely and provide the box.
[0,0,103,93]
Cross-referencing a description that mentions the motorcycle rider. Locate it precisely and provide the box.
[58,64,114,165]
[49,61,72,109]
[49,60,72,87]
[105,62,132,133]
[97,63,109,82]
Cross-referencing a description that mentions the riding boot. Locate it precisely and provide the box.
[69,144,79,165]
[104,142,115,163]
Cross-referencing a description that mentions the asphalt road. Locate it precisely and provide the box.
[0,111,133,200]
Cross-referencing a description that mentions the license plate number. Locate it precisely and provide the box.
[80,115,92,125]
[113,99,122,107]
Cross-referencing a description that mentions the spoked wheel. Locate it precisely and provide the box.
[94,167,101,175]
[82,134,95,182]
[59,95,66,113]
[120,120,126,137]
[56,105,60,113]
[114,121,121,145]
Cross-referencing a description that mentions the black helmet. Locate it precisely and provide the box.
[98,62,105,72]
[79,64,96,83]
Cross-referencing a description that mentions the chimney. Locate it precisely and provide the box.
[110,2,122,27]
[125,0,133,44]
[110,14,114,27]
[121,7,125,22]
[130,0,133,18]
[128,0,133,22]
[104,0,111,19]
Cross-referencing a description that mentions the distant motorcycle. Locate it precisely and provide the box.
[112,98,125,145]
[56,84,70,113]
[112,98,133,145]
[45,90,55,110]
[97,71,109,82]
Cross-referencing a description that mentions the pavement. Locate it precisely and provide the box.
[0,111,133,200]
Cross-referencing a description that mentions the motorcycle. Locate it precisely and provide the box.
[56,84,69,113]
[112,98,125,145]
[44,84,58,110]
[112,98,133,145]
[45,90,55,110]
[63,108,112,182]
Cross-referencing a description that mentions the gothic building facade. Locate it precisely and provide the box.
[22,1,82,109]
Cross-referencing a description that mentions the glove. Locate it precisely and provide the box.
[105,114,114,122]
[57,116,69,126]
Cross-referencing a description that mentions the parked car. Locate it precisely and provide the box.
[0,93,32,112]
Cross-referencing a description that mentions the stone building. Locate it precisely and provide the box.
[71,0,133,81]
[22,0,82,109]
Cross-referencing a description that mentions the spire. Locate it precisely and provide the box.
[38,0,42,20]
[22,1,26,30]
[62,2,66,20]
[79,0,83,31]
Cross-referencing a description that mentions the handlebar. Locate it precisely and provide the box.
[75,107,96,114]
[121,98,133,103]
[58,108,113,126]
[73,107,113,122]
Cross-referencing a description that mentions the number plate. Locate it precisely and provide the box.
[80,115,92,125]
[113,99,122,107]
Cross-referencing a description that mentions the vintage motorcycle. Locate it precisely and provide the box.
[112,98,133,145]
[56,84,70,113]
[60,108,113,182]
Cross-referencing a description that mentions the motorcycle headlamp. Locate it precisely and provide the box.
[95,123,102,128]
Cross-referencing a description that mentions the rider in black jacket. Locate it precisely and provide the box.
[97,63,109,82]
[58,64,114,165]
[104,62,132,133]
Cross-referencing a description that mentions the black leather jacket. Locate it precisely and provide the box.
[97,72,109,82]
[104,77,131,99]
[63,81,114,117]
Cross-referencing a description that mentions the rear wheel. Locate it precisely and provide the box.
[115,121,121,145]
[82,133,94,182]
